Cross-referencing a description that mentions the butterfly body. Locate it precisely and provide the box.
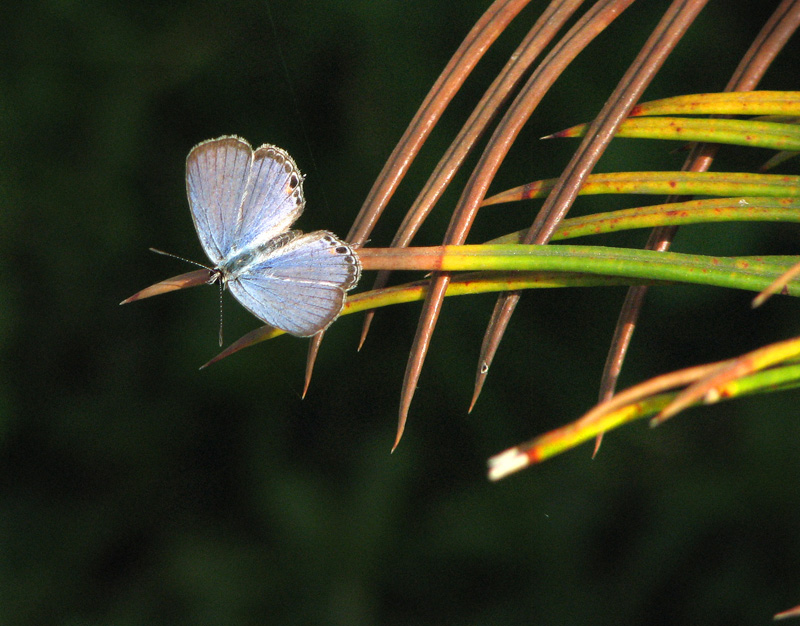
[186,136,360,337]
[216,230,302,280]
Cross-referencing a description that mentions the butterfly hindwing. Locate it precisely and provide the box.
[226,231,361,337]
[235,144,306,250]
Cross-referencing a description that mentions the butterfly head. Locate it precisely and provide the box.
[206,268,225,287]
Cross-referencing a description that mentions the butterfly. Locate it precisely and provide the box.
[185,135,361,338]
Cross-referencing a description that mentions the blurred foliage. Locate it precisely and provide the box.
[1,1,800,624]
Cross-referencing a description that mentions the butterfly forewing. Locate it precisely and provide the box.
[235,145,306,250]
[226,231,361,336]
[186,136,253,264]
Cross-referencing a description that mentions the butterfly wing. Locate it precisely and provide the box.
[186,136,253,264]
[235,143,305,251]
[186,137,305,265]
[226,231,361,337]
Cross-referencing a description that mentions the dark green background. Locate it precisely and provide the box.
[2,1,799,624]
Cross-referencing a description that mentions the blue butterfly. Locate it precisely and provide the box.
[186,136,360,337]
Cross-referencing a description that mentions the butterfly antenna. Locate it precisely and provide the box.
[149,248,212,272]
[150,248,223,344]
[217,281,224,347]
